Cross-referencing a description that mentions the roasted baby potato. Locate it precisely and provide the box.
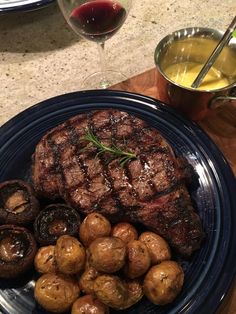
[125,240,151,279]
[111,222,138,245]
[88,237,126,273]
[71,295,110,314]
[34,273,80,313]
[94,274,127,309]
[139,231,171,264]
[55,235,86,275]
[79,266,100,295]
[34,245,57,274]
[79,213,111,247]
[143,261,184,305]
[120,279,143,309]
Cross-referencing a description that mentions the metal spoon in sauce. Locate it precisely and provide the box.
[191,16,236,89]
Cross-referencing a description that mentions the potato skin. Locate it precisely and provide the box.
[111,222,138,245]
[88,237,126,273]
[125,240,151,279]
[34,273,80,313]
[139,232,171,264]
[55,235,86,275]
[143,261,184,305]
[94,275,127,309]
[120,279,143,309]
[34,245,57,274]
[79,266,100,295]
[71,295,109,314]
[79,213,111,247]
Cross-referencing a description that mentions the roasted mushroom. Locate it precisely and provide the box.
[55,235,86,275]
[34,204,81,245]
[139,231,171,264]
[34,245,57,274]
[125,240,151,279]
[94,275,127,309]
[111,222,138,245]
[0,224,37,278]
[34,273,80,313]
[143,261,184,305]
[88,237,126,273]
[79,213,111,247]
[71,295,110,314]
[0,180,40,226]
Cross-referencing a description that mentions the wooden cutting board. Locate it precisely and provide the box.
[111,68,236,314]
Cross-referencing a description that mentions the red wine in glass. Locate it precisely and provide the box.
[57,0,132,88]
[69,0,127,42]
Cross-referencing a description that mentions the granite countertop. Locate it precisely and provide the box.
[0,0,235,125]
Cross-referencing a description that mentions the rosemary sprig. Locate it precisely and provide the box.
[83,129,137,166]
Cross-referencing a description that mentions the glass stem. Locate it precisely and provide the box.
[97,42,109,88]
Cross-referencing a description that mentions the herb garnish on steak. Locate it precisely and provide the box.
[32,109,204,256]
[83,129,137,166]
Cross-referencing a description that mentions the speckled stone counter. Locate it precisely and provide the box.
[0,0,235,125]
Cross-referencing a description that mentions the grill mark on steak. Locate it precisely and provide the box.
[111,112,140,208]
[46,122,76,203]
[32,109,204,256]
[67,123,90,192]
[93,111,127,218]
[129,118,159,197]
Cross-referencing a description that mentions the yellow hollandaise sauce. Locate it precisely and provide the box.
[164,61,230,90]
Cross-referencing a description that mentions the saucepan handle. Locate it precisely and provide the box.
[209,87,236,109]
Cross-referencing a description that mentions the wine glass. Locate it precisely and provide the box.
[57,0,132,89]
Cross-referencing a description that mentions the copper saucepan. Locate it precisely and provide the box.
[154,27,236,121]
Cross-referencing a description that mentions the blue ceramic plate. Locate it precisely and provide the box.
[0,90,235,314]
[0,0,54,13]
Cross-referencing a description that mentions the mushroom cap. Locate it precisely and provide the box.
[0,180,40,226]
[34,203,81,245]
[0,224,37,278]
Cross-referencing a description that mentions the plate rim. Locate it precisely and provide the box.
[0,0,54,13]
[0,89,235,314]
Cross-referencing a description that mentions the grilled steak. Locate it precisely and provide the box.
[32,109,204,256]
